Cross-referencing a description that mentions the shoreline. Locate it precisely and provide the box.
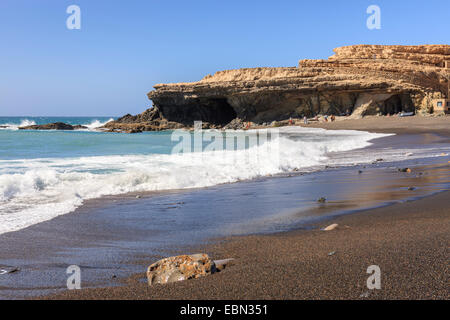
[0,117,448,300]
[40,118,449,300]
[42,189,450,300]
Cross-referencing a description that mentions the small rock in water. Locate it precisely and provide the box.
[376,158,383,162]
[408,186,416,191]
[405,152,413,157]
[136,195,141,199]
[147,254,216,286]
[317,197,327,203]
[322,223,338,231]
[358,170,363,174]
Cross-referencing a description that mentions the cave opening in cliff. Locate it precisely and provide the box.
[380,94,415,115]
[196,98,237,125]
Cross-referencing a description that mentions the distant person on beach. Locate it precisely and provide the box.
[303,116,308,124]
[331,115,335,122]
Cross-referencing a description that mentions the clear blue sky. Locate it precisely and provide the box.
[0,0,449,116]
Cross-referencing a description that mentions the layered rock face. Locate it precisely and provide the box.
[108,45,449,131]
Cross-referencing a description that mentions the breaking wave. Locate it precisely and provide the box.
[0,119,36,131]
[0,127,396,234]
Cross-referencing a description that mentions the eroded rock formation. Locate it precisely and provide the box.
[106,45,450,131]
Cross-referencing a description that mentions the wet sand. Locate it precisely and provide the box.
[39,117,450,300]
[44,189,450,300]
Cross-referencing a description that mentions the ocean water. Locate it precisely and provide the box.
[0,116,448,235]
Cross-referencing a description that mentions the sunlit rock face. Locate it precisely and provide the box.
[148,45,449,123]
[104,45,449,132]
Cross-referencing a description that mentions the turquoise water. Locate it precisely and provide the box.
[0,117,114,127]
[1,116,448,236]
[0,117,176,159]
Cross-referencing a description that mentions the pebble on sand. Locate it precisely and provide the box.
[322,223,338,231]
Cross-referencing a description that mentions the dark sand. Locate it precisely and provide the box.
[41,117,450,300]
[43,190,449,300]
[303,115,450,135]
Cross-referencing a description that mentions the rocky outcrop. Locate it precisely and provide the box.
[107,45,449,132]
[102,106,186,133]
[19,122,87,130]
[146,254,217,285]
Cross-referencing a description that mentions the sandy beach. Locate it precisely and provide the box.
[35,116,450,300]
[44,190,450,300]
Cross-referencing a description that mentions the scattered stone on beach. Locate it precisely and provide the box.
[328,251,336,256]
[0,266,20,275]
[398,168,412,173]
[18,122,87,130]
[147,254,217,286]
[408,187,416,191]
[360,291,371,298]
[317,197,327,203]
[376,158,383,162]
[322,223,338,231]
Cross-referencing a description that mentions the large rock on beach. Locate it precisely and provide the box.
[147,254,217,285]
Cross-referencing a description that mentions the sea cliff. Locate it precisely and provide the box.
[104,45,450,132]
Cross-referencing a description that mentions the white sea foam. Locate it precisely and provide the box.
[0,118,113,131]
[0,119,36,130]
[0,126,446,235]
[83,118,114,130]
